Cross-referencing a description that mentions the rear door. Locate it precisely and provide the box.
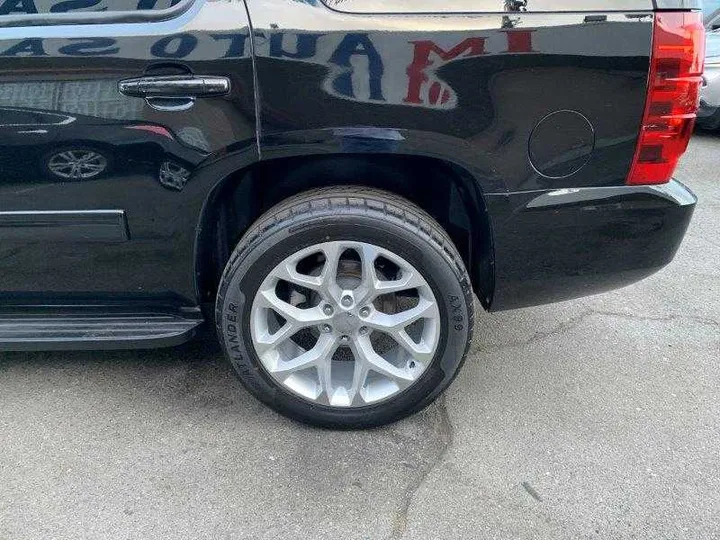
[0,0,256,307]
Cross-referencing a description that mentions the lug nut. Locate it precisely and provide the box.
[359,326,369,336]
[341,295,353,307]
[323,304,333,316]
[322,324,332,333]
[359,306,370,318]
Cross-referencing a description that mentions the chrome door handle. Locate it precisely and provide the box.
[119,74,230,112]
[118,75,231,98]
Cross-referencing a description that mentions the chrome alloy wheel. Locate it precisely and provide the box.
[250,241,441,408]
[47,149,107,180]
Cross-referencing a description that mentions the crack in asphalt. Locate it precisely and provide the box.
[476,309,719,352]
[389,307,718,539]
[390,394,454,540]
[594,310,720,329]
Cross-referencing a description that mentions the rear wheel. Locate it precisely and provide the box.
[215,187,474,428]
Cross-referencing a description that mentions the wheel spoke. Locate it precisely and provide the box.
[257,288,328,328]
[392,329,435,363]
[365,297,436,335]
[353,335,413,389]
[270,242,344,296]
[253,320,298,356]
[358,243,380,291]
[272,333,337,376]
[271,260,324,290]
[318,242,343,299]
[373,268,426,295]
[250,240,441,408]
[348,352,370,405]
[357,244,427,301]
[363,298,437,363]
[317,338,336,400]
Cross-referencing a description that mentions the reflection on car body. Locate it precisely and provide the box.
[0,106,205,189]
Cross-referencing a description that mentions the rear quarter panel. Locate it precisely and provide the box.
[247,0,653,194]
[246,0,662,310]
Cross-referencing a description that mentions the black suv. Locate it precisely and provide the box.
[0,0,704,427]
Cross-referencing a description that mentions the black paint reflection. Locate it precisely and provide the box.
[0,106,205,190]
[0,0,673,313]
[0,0,257,304]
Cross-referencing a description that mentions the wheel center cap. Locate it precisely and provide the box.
[334,312,359,335]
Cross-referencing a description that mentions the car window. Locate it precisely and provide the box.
[0,0,179,14]
[0,0,194,26]
[704,0,720,25]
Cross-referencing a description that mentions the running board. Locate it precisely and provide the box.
[0,305,203,351]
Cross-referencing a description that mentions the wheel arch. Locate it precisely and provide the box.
[194,152,495,310]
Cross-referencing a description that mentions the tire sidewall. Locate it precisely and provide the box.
[217,212,472,428]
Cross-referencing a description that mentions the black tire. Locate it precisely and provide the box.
[696,105,720,131]
[215,187,475,428]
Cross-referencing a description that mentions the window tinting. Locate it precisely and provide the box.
[0,0,181,16]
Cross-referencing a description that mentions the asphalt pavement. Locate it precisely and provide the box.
[0,133,718,540]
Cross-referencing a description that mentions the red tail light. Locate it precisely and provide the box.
[627,11,706,185]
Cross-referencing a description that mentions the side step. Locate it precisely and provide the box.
[0,305,204,351]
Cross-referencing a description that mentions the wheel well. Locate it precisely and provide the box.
[196,154,494,308]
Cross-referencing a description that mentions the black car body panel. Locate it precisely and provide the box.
[247,1,681,309]
[0,0,699,348]
[488,181,696,309]
[0,0,257,312]
[251,8,653,195]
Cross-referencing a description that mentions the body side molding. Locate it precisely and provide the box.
[0,210,129,243]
